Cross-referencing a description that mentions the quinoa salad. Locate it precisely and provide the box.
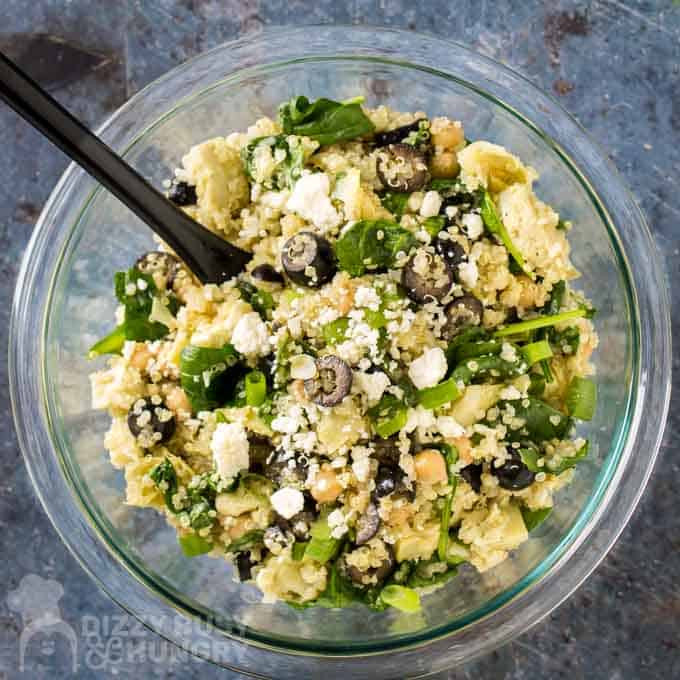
[89,95,598,613]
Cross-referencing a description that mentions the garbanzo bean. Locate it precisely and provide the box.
[431,119,465,150]
[430,151,460,179]
[310,468,343,503]
[414,449,448,484]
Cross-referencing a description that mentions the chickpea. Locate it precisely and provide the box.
[430,151,460,179]
[431,119,465,150]
[414,449,448,484]
[129,344,152,371]
[165,386,192,415]
[310,468,343,503]
[452,437,473,466]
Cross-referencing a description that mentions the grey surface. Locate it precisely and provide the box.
[0,1,679,678]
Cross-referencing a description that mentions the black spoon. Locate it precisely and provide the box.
[0,51,252,284]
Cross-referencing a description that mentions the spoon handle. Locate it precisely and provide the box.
[0,51,251,283]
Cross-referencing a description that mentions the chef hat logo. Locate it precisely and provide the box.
[7,574,78,672]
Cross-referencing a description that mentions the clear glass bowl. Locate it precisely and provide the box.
[9,27,671,678]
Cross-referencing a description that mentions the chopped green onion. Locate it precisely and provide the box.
[423,215,446,237]
[88,325,126,358]
[565,377,597,420]
[363,309,387,329]
[521,340,553,366]
[418,378,462,410]
[521,506,552,532]
[379,585,421,613]
[305,512,342,563]
[292,541,308,561]
[245,370,267,407]
[480,190,533,279]
[322,317,350,344]
[369,394,409,439]
[178,533,213,557]
[494,309,587,337]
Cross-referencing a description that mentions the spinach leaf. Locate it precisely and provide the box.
[225,530,265,555]
[179,533,213,557]
[492,397,571,443]
[368,393,409,439]
[89,267,170,357]
[380,191,410,219]
[241,134,306,189]
[422,215,446,237]
[551,326,580,355]
[179,343,244,412]
[546,440,589,475]
[521,506,552,532]
[305,511,343,563]
[149,458,180,512]
[237,280,274,320]
[335,219,417,276]
[278,95,375,146]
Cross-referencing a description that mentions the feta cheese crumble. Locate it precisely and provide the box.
[231,312,270,356]
[408,347,448,390]
[211,422,250,481]
[270,487,305,519]
[353,370,390,406]
[286,172,342,232]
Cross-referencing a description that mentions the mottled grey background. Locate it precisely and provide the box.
[1,1,679,678]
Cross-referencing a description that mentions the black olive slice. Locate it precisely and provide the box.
[374,464,398,497]
[264,449,307,487]
[127,397,176,447]
[251,263,284,285]
[281,232,336,287]
[459,463,484,494]
[355,502,381,545]
[247,434,275,475]
[304,355,353,406]
[235,552,254,581]
[168,181,197,206]
[401,249,455,303]
[345,543,395,587]
[135,251,181,290]
[442,294,484,340]
[376,143,430,193]
[374,119,426,147]
[434,236,467,271]
[491,451,535,490]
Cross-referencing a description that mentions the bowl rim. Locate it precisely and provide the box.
[10,25,672,674]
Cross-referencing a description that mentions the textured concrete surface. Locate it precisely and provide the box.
[1,1,679,678]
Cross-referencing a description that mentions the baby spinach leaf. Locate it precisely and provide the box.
[546,440,589,475]
[237,280,274,320]
[380,191,410,219]
[336,219,417,277]
[241,134,306,189]
[492,397,572,443]
[278,95,375,146]
[179,533,213,557]
[225,530,265,555]
[179,343,244,413]
[149,458,181,513]
[521,506,552,532]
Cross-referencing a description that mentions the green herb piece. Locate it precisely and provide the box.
[179,533,213,557]
[322,317,350,344]
[368,394,409,439]
[521,506,552,532]
[278,95,375,146]
[566,377,597,420]
[305,511,342,564]
[418,377,462,410]
[241,134,306,189]
[403,119,432,150]
[335,219,417,277]
[480,190,532,278]
[449,352,528,386]
[292,542,308,561]
[245,370,267,407]
[306,561,370,610]
[379,585,421,613]
[237,280,274,319]
[552,326,580,356]
[445,539,470,566]
[556,219,570,231]
[88,267,170,357]
[528,372,546,397]
[422,215,446,237]
[149,458,180,512]
[381,191,410,219]
[225,530,265,555]
[88,325,126,358]
[407,559,458,588]
[188,500,213,530]
[179,343,244,412]
[437,444,459,562]
[547,440,589,475]
[518,446,541,472]
[494,309,588,338]
[521,340,553,366]
[492,398,571,443]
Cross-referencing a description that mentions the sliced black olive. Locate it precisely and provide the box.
[442,295,484,340]
[264,449,307,487]
[304,355,353,407]
[376,143,430,193]
[135,251,181,290]
[374,464,398,497]
[374,119,425,147]
[168,181,197,206]
[127,397,175,447]
[355,503,381,545]
[434,236,467,271]
[491,451,535,490]
[402,249,455,303]
[345,543,395,588]
[372,437,401,465]
[247,434,275,475]
[251,264,284,285]
[460,463,483,494]
[235,552,254,582]
[281,232,336,288]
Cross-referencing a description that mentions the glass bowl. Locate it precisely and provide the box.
[9,27,671,678]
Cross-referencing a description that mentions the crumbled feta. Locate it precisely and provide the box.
[500,342,518,363]
[286,172,342,232]
[271,415,301,435]
[419,190,442,218]
[499,385,522,401]
[231,312,270,356]
[457,260,479,289]
[462,212,484,239]
[211,422,250,481]
[260,190,290,210]
[404,405,437,434]
[327,508,349,539]
[354,286,381,311]
[436,415,465,438]
[353,371,390,406]
[270,487,305,519]
[408,347,448,390]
